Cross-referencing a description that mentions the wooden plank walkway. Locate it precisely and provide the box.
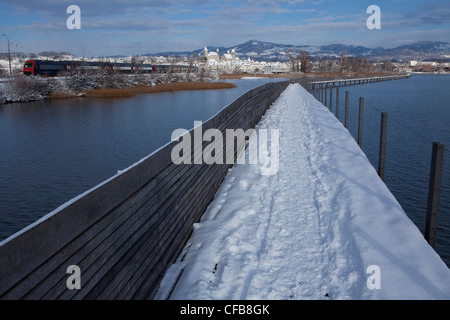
[309,74,411,88]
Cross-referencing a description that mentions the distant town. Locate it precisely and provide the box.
[1,40,450,76]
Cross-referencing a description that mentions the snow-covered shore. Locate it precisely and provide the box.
[155,84,450,300]
[0,69,220,104]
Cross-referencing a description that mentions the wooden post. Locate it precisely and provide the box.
[378,112,388,181]
[336,87,339,119]
[425,142,445,248]
[329,86,332,111]
[324,84,328,106]
[358,97,364,148]
[321,85,324,103]
[345,91,349,129]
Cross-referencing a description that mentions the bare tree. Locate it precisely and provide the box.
[3,74,52,102]
[381,59,394,72]
[131,55,146,65]
[317,57,327,72]
[186,52,198,74]
[287,49,299,72]
[360,57,373,72]
[299,50,312,73]
[438,59,444,73]
[339,51,349,73]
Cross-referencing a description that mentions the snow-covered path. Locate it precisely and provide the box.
[155,84,450,300]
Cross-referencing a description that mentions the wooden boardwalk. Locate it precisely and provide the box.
[308,74,411,89]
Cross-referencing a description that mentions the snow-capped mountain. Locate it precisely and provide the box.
[149,40,450,62]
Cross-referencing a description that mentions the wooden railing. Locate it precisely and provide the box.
[0,80,289,300]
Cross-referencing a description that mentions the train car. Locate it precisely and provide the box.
[23,60,77,76]
[134,63,156,73]
[23,60,156,76]
[154,64,198,73]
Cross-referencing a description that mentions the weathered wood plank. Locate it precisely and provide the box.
[17,160,194,299]
[0,142,175,296]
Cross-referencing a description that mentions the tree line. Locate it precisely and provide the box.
[290,50,396,73]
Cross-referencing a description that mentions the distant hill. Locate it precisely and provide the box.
[147,40,450,62]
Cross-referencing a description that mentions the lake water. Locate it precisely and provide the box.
[0,74,449,268]
[328,74,450,267]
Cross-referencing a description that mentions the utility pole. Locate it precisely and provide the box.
[2,33,12,75]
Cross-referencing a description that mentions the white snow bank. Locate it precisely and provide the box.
[240,76,269,80]
[155,84,450,300]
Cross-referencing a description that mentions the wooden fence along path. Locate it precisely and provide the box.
[0,80,289,300]
[308,74,411,88]
[300,75,445,251]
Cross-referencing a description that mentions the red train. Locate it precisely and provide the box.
[23,60,156,76]
[23,60,197,76]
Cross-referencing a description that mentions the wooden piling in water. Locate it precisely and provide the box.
[378,112,388,181]
[329,86,332,111]
[358,97,364,148]
[321,84,324,103]
[425,142,445,248]
[336,87,339,119]
[345,91,349,129]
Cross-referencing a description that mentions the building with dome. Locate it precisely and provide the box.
[201,46,289,74]
[203,47,220,63]
[203,47,237,63]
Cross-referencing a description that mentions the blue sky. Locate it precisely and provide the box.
[0,0,449,57]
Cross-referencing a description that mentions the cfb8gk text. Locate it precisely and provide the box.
[224,304,269,315]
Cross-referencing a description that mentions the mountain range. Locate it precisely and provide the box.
[147,40,450,62]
